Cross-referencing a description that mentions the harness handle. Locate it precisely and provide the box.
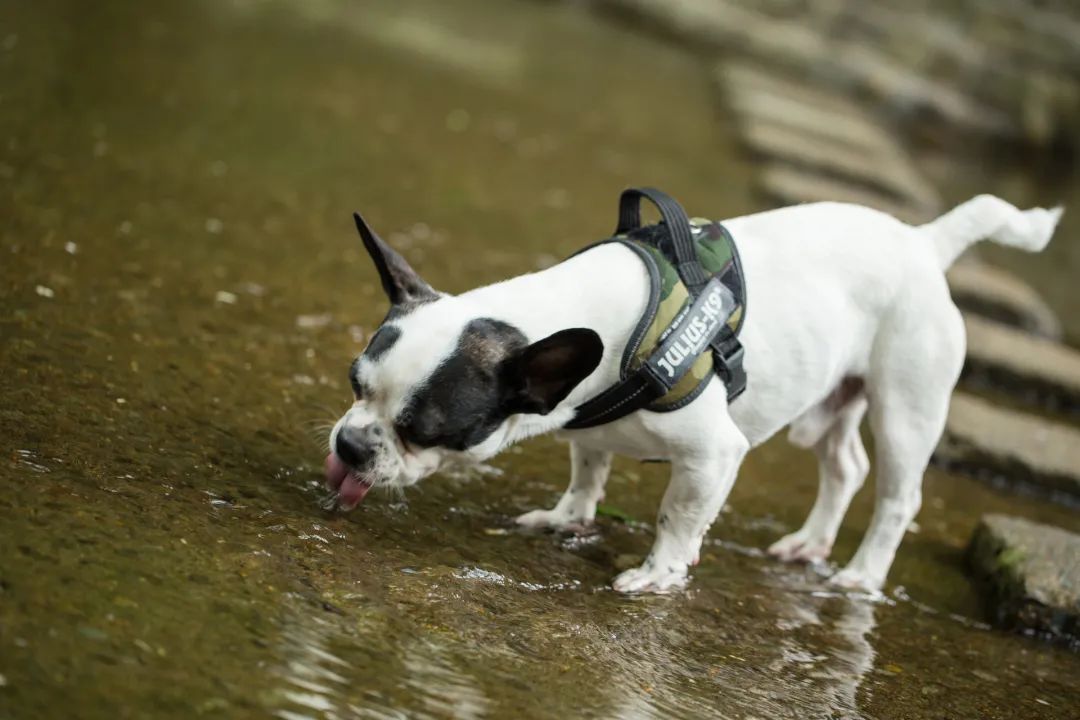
[564,187,749,430]
[616,187,708,293]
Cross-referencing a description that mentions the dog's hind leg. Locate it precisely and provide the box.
[831,293,965,591]
[516,443,612,530]
[769,383,869,564]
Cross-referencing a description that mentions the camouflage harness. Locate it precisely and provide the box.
[565,188,747,430]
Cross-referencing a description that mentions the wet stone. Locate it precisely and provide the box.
[729,91,891,166]
[758,164,930,225]
[948,261,1062,340]
[962,313,1080,414]
[719,62,894,153]
[832,42,1015,138]
[968,514,1080,646]
[719,62,940,216]
[737,122,939,214]
[601,0,1018,139]
[936,393,1080,502]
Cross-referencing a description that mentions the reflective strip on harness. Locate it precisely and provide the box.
[642,277,736,392]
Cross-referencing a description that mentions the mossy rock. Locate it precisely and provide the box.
[967,514,1080,647]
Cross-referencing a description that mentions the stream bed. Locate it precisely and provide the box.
[1,1,1078,718]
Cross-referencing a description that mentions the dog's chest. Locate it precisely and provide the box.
[556,419,673,461]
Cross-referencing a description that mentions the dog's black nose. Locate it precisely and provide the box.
[335,425,376,470]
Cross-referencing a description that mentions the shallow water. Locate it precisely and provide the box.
[1,1,1078,718]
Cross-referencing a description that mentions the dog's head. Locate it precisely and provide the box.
[324,213,603,509]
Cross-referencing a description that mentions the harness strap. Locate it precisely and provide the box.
[617,187,708,295]
[566,188,747,430]
[566,276,735,429]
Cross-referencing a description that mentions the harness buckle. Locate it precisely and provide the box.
[714,340,747,401]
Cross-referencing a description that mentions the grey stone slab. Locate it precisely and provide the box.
[937,393,1080,501]
[758,164,929,224]
[725,86,890,156]
[720,62,890,148]
[720,62,941,216]
[599,0,1017,137]
[968,514,1080,645]
[963,314,1080,413]
[831,43,1014,136]
[738,121,940,213]
[948,261,1062,340]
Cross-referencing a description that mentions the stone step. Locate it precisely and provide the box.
[726,88,890,159]
[936,393,1080,502]
[737,121,940,214]
[757,164,930,224]
[834,43,1014,136]
[719,62,941,217]
[967,514,1079,646]
[947,261,1062,340]
[719,62,895,154]
[963,314,1080,413]
[599,0,1017,138]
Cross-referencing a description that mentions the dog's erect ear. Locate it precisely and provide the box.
[353,212,438,306]
[503,328,604,416]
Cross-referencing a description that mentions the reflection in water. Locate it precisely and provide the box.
[263,528,1069,719]
[274,601,352,720]
[774,591,877,720]
[598,567,879,719]
[273,595,495,720]
[13,449,52,474]
[403,641,491,720]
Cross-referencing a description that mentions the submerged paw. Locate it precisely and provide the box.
[515,508,559,528]
[515,507,591,531]
[768,533,832,563]
[829,568,883,592]
[612,563,689,594]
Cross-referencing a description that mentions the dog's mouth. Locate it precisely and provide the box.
[324,453,374,510]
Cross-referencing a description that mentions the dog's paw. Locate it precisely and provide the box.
[828,567,883,592]
[768,532,832,563]
[612,562,688,594]
[515,507,589,531]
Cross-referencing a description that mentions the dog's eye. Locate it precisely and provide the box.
[348,358,366,398]
[396,418,435,449]
[391,423,417,452]
[395,401,447,449]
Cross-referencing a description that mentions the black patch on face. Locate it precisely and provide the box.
[395,318,528,451]
[363,325,401,361]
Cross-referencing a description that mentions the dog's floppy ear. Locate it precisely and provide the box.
[353,212,438,306]
[503,328,604,415]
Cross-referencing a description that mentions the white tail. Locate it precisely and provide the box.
[920,194,1063,269]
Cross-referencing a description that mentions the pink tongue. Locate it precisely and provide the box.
[324,453,349,491]
[338,474,372,510]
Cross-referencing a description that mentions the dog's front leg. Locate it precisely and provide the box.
[613,426,748,594]
[516,442,612,530]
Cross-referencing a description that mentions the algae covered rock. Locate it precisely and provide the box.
[968,514,1080,646]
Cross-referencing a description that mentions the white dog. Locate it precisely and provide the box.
[325,194,1061,593]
